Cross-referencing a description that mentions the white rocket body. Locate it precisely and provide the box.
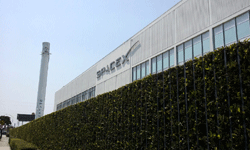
[35,42,50,119]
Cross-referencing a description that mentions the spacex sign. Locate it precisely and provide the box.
[97,41,139,78]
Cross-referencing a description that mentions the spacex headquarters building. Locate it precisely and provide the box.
[54,0,250,111]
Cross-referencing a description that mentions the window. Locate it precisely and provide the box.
[236,12,250,40]
[59,87,95,110]
[141,62,146,78]
[202,32,210,54]
[89,88,94,99]
[82,91,87,101]
[132,67,136,81]
[85,92,87,100]
[151,57,156,74]
[175,31,209,64]
[85,92,88,100]
[137,65,141,80]
[146,61,149,76]
[93,87,95,97]
[213,12,250,49]
[185,40,192,61]
[73,97,76,104]
[91,89,93,98]
[132,60,149,82]
[170,49,174,67]
[81,93,84,102]
[177,44,184,65]
[150,48,175,74]
[82,92,84,101]
[151,54,163,74]
[67,100,70,106]
[89,89,92,99]
[157,54,162,73]
[87,87,95,99]
[77,94,81,103]
[193,35,202,57]
[163,51,169,70]
[76,96,78,103]
[224,19,236,45]
[214,25,224,49]
[92,87,95,98]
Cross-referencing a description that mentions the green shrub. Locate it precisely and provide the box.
[9,138,38,150]
[10,40,250,149]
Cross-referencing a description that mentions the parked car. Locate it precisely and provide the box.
[2,130,6,135]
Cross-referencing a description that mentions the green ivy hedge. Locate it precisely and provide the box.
[10,41,250,149]
[9,138,38,150]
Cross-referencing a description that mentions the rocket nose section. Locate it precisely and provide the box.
[42,42,50,53]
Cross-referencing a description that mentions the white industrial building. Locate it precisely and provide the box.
[54,0,250,111]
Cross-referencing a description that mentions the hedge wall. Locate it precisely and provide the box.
[9,137,38,150]
[11,41,250,149]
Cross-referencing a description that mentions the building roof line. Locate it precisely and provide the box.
[56,0,185,93]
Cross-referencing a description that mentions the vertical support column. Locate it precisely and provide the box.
[223,46,233,146]
[156,59,159,150]
[163,58,166,150]
[140,81,143,149]
[212,49,220,148]
[176,66,180,149]
[192,58,199,147]
[145,83,148,149]
[236,45,248,150]
[201,48,209,150]
[184,57,190,150]
[169,54,173,148]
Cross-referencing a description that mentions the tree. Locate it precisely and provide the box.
[0,116,11,125]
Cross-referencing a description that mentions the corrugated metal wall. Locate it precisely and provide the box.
[211,0,250,24]
[151,19,165,55]
[165,11,175,49]
[176,0,210,43]
[105,76,116,93]
[96,82,105,95]
[95,69,130,95]
[131,28,151,66]
[116,69,130,89]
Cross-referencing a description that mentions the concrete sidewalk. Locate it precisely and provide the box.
[0,135,10,150]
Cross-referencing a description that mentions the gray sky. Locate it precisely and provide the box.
[0,0,180,126]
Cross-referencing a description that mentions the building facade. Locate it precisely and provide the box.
[54,0,250,111]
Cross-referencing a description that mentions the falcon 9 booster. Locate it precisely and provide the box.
[35,42,50,119]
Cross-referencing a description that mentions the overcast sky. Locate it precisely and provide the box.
[0,0,180,126]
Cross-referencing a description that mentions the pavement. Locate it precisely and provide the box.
[0,135,10,150]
